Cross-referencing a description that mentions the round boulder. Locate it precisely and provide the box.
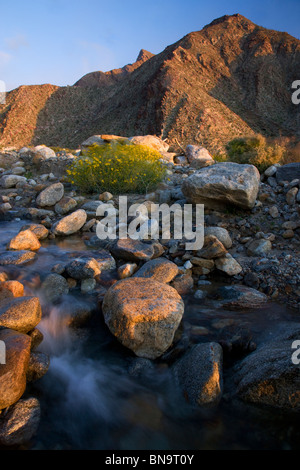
[102,278,184,359]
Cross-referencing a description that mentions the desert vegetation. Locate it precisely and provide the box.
[66,142,166,194]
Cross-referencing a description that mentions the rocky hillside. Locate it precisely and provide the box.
[0,14,299,153]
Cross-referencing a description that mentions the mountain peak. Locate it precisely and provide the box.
[136,49,155,62]
[204,13,255,29]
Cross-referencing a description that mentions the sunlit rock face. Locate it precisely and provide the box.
[102,278,184,359]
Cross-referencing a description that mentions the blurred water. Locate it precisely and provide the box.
[1,220,300,450]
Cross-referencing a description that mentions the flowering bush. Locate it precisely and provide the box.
[67,142,166,194]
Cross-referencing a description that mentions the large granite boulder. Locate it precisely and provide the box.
[102,278,184,359]
[182,162,260,210]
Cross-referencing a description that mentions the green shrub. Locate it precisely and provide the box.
[226,135,286,172]
[67,142,167,194]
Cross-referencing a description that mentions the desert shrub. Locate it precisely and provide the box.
[226,135,286,172]
[213,154,228,163]
[67,142,166,194]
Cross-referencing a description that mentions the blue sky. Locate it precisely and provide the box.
[0,0,299,91]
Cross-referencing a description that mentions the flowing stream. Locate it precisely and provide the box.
[1,220,300,450]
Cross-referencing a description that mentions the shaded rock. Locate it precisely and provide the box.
[27,328,44,350]
[36,182,64,207]
[20,224,49,240]
[173,342,223,407]
[215,253,243,276]
[268,205,279,218]
[81,278,96,293]
[0,297,42,333]
[264,165,277,177]
[247,239,272,256]
[52,209,87,236]
[0,175,27,189]
[80,200,103,215]
[214,285,268,309]
[128,358,155,377]
[0,250,37,266]
[0,397,40,446]
[0,329,31,410]
[54,196,77,215]
[99,192,113,202]
[41,274,69,303]
[196,235,227,259]
[2,281,24,298]
[65,258,100,279]
[27,208,55,219]
[111,239,164,262]
[0,287,15,306]
[27,351,50,382]
[7,230,41,251]
[286,187,298,205]
[134,258,179,283]
[205,226,232,249]
[233,323,300,410]
[276,163,300,182]
[170,272,194,296]
[118,263,138,279]
[67,302,95,327]
[182,162,260,210]
[186,145,214,169]
[102,278,184,359]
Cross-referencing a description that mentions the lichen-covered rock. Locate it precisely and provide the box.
[102,278,184,359]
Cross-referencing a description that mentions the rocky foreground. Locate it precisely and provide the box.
[0,136,299,447]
